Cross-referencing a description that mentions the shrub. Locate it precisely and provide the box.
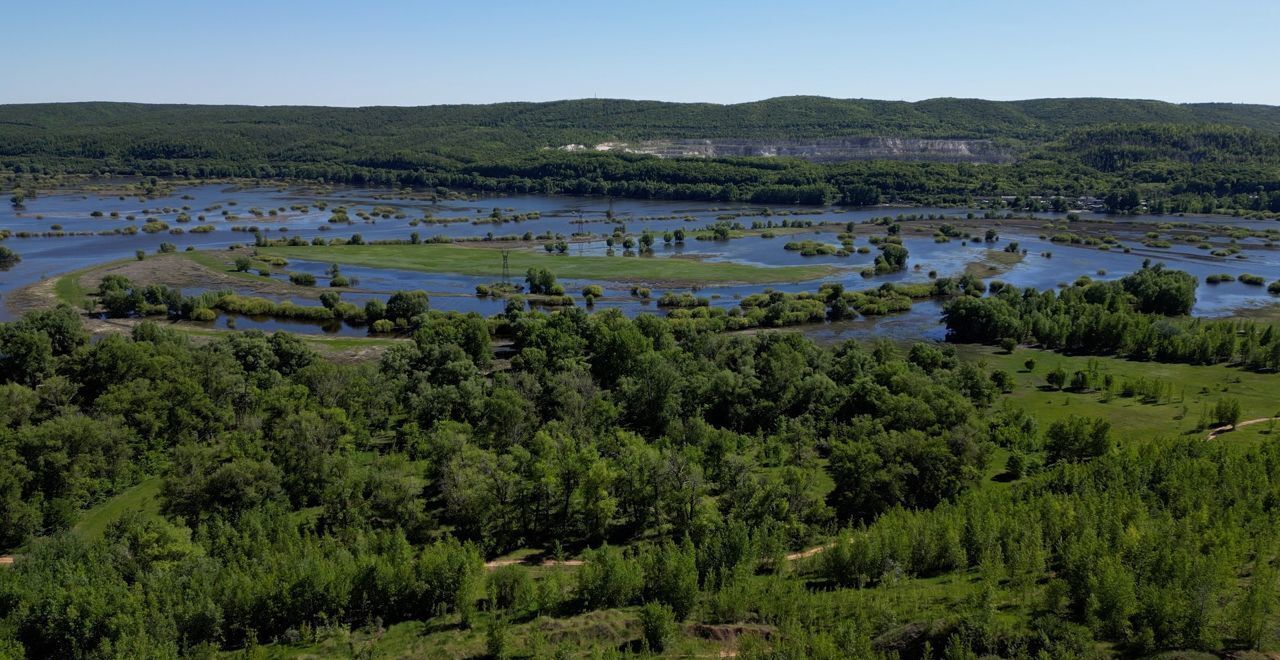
[1046,416,1112,464]
[1214,398,1242,427]
[289,272,316,286]
[371,319,395,334]
[577,545,642,609]
[582,284,604,298]
[991,370,1014,393]
[0,246,21,270]
[488,565,534,612]
[525,267,558,295]
[1046,367,1067,390]
[385,290,429,322]
[639,602,676,653]
[485,617,509,660]
[190,308,217,322]
[234,257,253,272]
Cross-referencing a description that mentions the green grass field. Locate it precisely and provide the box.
[52,261,123,307]
[177,249,278,282]
[958,345,1280,442]
[71,477,165,541]
[259,244,839,285]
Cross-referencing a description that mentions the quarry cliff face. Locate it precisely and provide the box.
[562,137,1015,164]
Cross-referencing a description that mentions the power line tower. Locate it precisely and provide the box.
[501,249,510,285]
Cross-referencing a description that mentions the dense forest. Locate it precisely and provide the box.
[4,98,1280,212]
[3,265,1280,657]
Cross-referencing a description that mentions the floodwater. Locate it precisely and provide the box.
[2,183,1278,338]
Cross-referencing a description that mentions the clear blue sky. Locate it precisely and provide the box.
[7,0,1278,106]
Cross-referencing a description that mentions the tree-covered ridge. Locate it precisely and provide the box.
[4,97,1280,151]
[5,99,1280,212]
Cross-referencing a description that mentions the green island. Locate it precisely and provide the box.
[259,243,840,284]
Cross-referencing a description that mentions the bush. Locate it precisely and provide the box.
[1046,416,1112,464]
[642,541,698,620]
[1046,367,1067,390]
[581,284,604,298]
[577,545,642,610]
[999,337,1017,354]
[190,308,217,322]
[1214,398,1242,427]
[0,246,20,270]
[488,565,534,612]
[385,290,429,322]
[329,276,350,287]
[485,616,510,660]
[874,243,909,274]
[371,319,395,334]
[289,272,316,286]
[1005,452,1026,479]
[639,602,676,653]
[234,257,252,272]
[525,267,558,295]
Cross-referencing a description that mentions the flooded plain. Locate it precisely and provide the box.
[2,182,1278,338]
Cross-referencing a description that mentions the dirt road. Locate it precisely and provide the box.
[483,543,836,571]
[1206,417,1280,440]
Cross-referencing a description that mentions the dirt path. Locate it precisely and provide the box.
[784,543,835,561]
[0,555,13,566]
[1206,417,1280,440]
[483,542,836,571]
[484,557,583,570]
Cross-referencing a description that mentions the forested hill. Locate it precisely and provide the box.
[4,97,1280,212]
[4,96,1280,159]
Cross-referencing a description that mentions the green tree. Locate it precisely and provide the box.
[1045,416,1112,464]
